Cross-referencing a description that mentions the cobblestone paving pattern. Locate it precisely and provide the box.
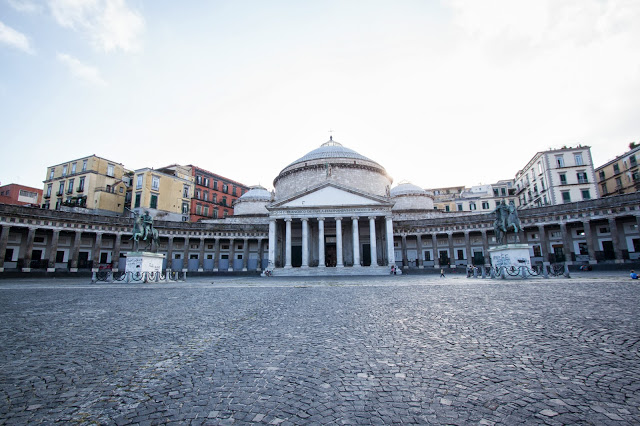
[1,274,639,425]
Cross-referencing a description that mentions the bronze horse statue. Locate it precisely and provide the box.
[493,201,522,245]
[131,211,159,252]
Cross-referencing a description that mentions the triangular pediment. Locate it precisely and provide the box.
[270,183,390,209]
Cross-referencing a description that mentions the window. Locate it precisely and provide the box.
[223,184,228,193]
[537,162,543,174]
[533,246,542,257]
[71,163,77,174]
[182,202,189,214]
[578,242,588,255]
[213,194,217,203]
[601,183,608,195]
[134,193,141,208]
[204,177,209,187]
[533,184,538,193]
[82,160,87,171]
[203,191,208,201]
[195,189,201,199]
[457,249,464,260]
[223,210,228,218]
[213,208,218,218]
[183,185,190,198]
[232,186,237,196]
[500,188,506,196]
[561,191,571,203]
[559,173,567,185]
[196,204,202,215]
[213,181,218,190]
[469,202,476,211]
[204,206,209,217]
[445,205,450,212]
[150,194,158,209]
[577,171,588,183]
[599,170,605,180]
[67,179,74,194]
[613,163,620,174]
[46,184,52,197]
[424,251,431,261]
[615,177,622,188]
[78,177,85,192]
[632,171,640,182]
[576,229,585,236]
[482,201,490,209]
[543,195,548,205]
[581,189,591,200]
[540,178,545,190]
[63,165,69,176]
[58,182,64,196]
[457,204,463,211]
[136,175,143,189]
[222,196,227,206]
[493,189,499,197]
[196,175,202,185]
[630,155,637,167]
[575,153,584,165]
[107,164,115,177]
[556,156,565,167]
[151,176,160,190]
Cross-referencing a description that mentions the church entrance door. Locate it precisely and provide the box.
[325,244,336,267]
[362,244,371,266]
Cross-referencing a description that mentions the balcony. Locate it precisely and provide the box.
[577,178,589,184]
[76,186,84,193]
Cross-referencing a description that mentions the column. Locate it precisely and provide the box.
[385,216,395,267]
[416,234,423,269]
[401,235,408,269]
[213,237,220,271]
[0,226,10,272]
[166,236,175,271]
[369,217,378,267]
[284,218,292,268]
[538,225,550,265]
[70,231,82,272]
[229,238,236,271]
[198,237,206,272]
[182,236,190,271]
[560,223,573,264]
[112,233,122,272]
[47,230,60,272]
[447,232,454,266]
[336,217,344,267]
[257,238,264,271]
[242,238,250,271]
[609,218,624,263]
[22,227,36,272]
[432,234,440,268]
[464,231,472,266]
[582,220,597,264]
[91,232,103,272]
[268,219,276,269]
[301,218,309,268]
[481,230,490,266]
[318,218,325,268]
[352,217,361,267]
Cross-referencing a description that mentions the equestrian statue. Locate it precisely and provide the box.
[492,201,522,245]
[129,209,159,252]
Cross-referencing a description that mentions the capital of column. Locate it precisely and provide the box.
[284,217,292,222]
[368,216,376,221]
[318,217,325,222]
[335,216,343,221]
[351,216,359,221]
[301,218,308,223]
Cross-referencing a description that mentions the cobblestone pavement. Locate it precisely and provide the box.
[1,274,639,425]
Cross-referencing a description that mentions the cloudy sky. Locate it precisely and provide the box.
[1,0,639,192]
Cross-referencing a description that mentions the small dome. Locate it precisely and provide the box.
[390,182,426,197]
[238,185,271,202]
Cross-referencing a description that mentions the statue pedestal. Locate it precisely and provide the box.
[125,252,165,274]
[489,244,531,277]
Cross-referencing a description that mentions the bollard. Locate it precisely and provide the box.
[500,267,506,279]
[521,266,526,279]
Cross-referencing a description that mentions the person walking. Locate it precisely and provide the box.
[440,268,445,278]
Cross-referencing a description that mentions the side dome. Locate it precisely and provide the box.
[233,185,271,216]
[391,182,434,211]
[273,137,392,201]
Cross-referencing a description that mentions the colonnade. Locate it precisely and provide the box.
[267,215,395,269]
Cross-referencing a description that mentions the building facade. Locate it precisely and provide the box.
[0,184,42,207]
[189,166,249,222]
[515,146,598,208]
[2,138,639,276]
[132,165,194,222]
[42,155,130,215]
[595,143,640,197]
[430,181,517,213]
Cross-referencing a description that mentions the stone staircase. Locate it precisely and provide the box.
[267,265,394,277]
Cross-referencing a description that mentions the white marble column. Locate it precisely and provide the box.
[318,217,325,268]
[385,216,395,266]
[284,217,292,268]
[301,218,309,268]
[369,216,378,267]
[352,217,361,267]
[336,217,344,267]
[268,219,276,269]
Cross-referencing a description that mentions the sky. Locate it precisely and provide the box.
[1,0,639,192]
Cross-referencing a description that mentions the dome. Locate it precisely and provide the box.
[284,137,380,169]
[237,185,271,202]
[390,182,427,197]
[273,137,392,201]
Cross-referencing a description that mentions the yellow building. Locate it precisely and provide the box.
[43,155,130,215]
[595,143,640,197]
[132,165,194,221]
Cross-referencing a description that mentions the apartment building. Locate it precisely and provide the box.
[429,180,516,213]
[515,146,598,208]
[189,165,249,221]
[595,143,640,197]
[131,164,194,222]
[0,184,42,206]
[42,155,130,215]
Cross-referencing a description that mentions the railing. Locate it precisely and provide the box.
[92,270,187,283]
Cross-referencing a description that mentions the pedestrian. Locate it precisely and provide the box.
[440,268,445,278]
[631,270,638,280]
